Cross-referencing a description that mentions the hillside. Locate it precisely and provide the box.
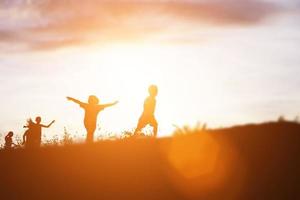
[1,122,300,200]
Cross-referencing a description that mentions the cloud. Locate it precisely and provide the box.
[0,0,284,51]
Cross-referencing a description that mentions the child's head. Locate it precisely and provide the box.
[7,131,13,137]
[148,85,158,97]
[88,95,99,105]
[35,116,42,124]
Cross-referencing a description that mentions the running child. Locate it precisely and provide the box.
[134,85,158,137]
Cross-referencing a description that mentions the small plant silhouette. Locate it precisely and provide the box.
[278,115,286,123]
[62,127,73,145]
[173,122,207,136]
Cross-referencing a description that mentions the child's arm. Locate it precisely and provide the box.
[41,120,55,128]
[101,101,119,108]
[67,97,84,106]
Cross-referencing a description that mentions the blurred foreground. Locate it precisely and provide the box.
[1,122,299,200]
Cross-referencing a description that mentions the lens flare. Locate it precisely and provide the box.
[162,133,247,199]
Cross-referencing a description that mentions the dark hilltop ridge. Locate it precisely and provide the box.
[1,121,300,200]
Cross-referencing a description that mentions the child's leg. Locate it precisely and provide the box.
[134,117,146,136]
[86,132,94,143]
[85,124,96,143]
[153,124,158,137]
[150,118,158,137]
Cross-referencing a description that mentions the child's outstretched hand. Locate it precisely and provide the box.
[66,96,72,101]
[113,101,119,105]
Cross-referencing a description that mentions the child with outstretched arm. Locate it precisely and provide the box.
[67,95,118,143]
[22,117,55,147]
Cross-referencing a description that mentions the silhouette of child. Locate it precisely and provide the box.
[134,85,158,137]
[4,131,15,149]
[23,117,55,147]
[67,95,118,143]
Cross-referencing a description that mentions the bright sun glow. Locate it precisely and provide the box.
[70,42,223,138]
[62,44,178,139]
[23,43,231,140]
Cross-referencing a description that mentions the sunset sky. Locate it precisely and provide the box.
[0,0,300,142]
